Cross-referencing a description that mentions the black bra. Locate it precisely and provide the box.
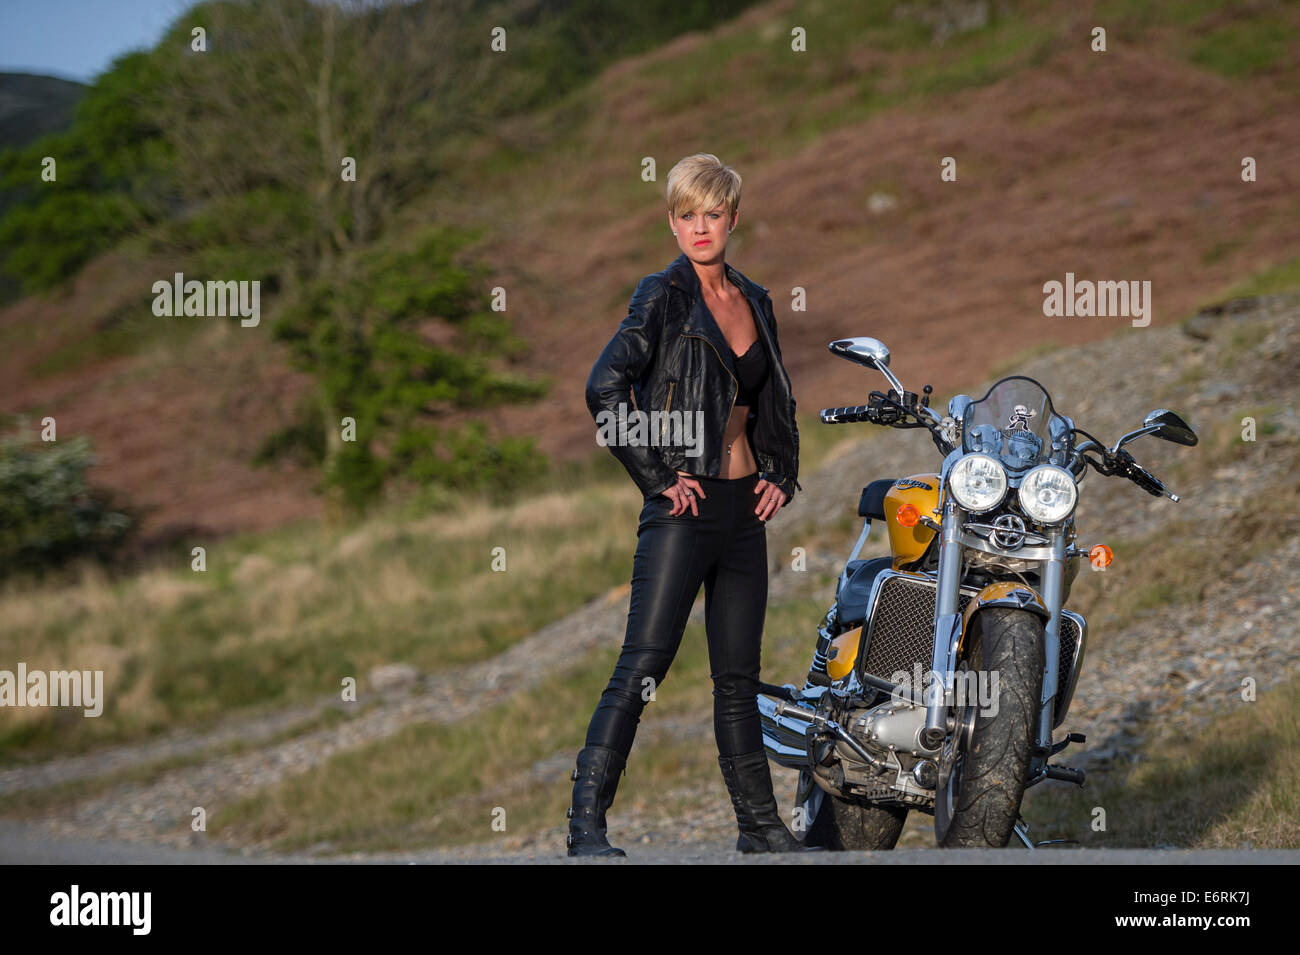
[733,339,768,407]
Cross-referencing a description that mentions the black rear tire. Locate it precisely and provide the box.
[801,771,908,850]
[934,607,1045,848]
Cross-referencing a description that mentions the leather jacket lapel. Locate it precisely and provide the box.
[682,294,738,379]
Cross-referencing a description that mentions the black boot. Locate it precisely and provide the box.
[718,749,808,852]
[566,744,628,858]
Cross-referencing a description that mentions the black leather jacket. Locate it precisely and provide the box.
[585,251,802,505]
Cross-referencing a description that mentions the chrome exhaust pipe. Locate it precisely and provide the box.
[758,695,814,768]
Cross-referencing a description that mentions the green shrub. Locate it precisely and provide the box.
[0,433,133,578]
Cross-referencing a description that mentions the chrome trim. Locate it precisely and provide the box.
[837,517,875,596]
[993,513,1027,549]
[959,528,1057,561]
[963,520,1050,547]
[926,500,965,742]
[757,695,813,768]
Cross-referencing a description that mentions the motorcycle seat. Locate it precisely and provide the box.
[835,555,893,626]
[858,479,896,520]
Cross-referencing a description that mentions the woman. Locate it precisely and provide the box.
[567,153,807,857]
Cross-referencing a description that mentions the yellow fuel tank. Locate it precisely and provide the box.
[884,473,941,569]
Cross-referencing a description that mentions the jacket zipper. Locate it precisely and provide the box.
[662,380,676,445]
[683,332,736,470]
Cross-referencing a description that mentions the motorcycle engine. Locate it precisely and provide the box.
[832,697,943,807]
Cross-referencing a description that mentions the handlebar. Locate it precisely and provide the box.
[820,392,913,428]
[823,391,1181,502]
[820,404,878,425]
[1112,449,1176,499]
[1079,445,1180,501]
[820,390,955,457]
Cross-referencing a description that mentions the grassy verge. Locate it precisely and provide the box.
[0,476,649,762]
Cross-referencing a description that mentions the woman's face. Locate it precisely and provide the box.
[669,204,739,264]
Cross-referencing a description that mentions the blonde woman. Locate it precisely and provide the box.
[568,154,807,856]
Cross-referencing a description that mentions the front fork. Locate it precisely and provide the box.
[1030,530,1067,780]
[921,500,1065,770]
[921,499,964,750]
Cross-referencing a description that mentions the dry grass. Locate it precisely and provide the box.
[1023,670,1300,848]
[0,481,648,762]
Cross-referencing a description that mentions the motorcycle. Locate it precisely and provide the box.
[757,337,1197,849]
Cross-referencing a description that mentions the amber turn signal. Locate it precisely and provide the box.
[896,503,920,527]
[1089,544,1113,568]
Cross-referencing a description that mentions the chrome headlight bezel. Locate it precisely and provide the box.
[1017,464,1078,524]
[947,453,1008,514]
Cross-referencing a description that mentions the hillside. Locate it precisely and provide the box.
[2,0,1297,543]
[0,72,84,153]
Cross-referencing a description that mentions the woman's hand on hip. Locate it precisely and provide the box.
[753,478,788,522]
[662,473,707,517]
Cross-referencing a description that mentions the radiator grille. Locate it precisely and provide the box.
[861,577,972,682]
[861,575,1079,725]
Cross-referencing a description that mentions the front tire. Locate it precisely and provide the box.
[934,607,1045,848]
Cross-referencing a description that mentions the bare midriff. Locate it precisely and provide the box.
[676,405,756,481]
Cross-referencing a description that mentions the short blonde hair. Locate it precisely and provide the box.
[666,153,742,221]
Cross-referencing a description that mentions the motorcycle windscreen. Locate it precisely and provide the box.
[962,375,1073,471]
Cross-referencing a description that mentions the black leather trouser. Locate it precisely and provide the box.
[584,470,769,760]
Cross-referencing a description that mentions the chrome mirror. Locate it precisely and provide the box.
[829,337,890,369]
[828,337,903,396]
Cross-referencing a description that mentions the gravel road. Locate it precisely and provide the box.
[1,819,1293,865]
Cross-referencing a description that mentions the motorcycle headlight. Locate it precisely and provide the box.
[948,453,1007,513]
[1018,464,1077,523]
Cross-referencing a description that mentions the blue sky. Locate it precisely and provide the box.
[0,0,192,84]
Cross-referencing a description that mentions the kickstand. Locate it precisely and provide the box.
[1015,814,1079,848]
[1013,816,1034,849]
